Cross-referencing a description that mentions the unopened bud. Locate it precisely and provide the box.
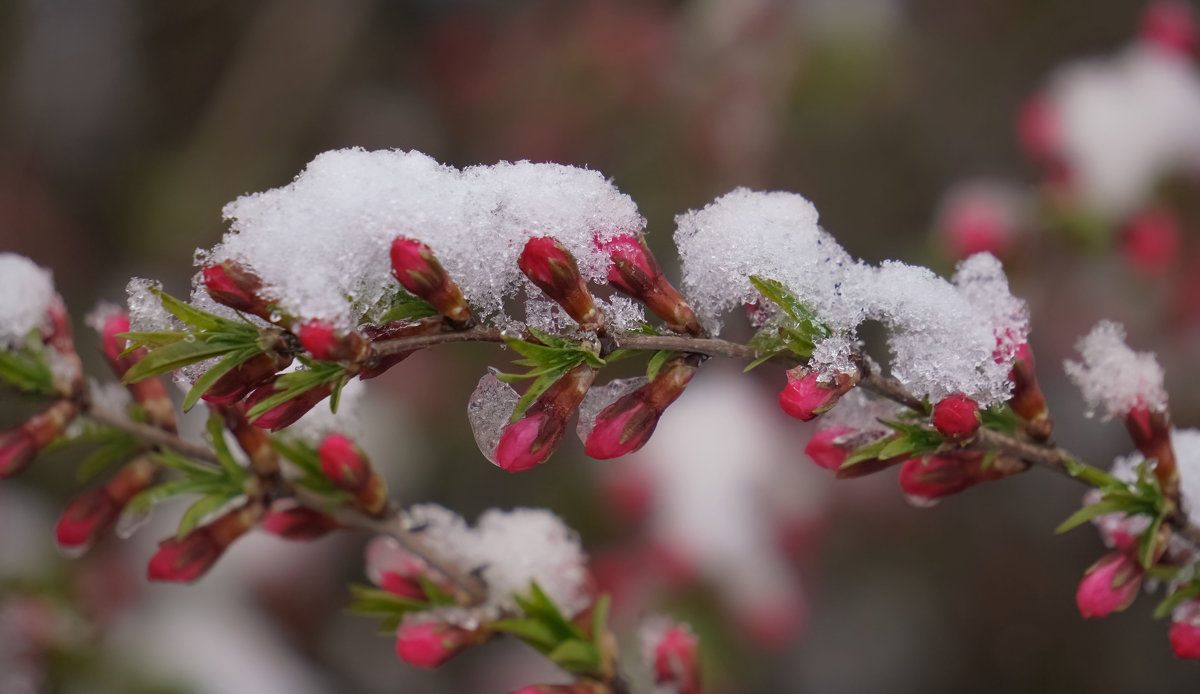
[778,367,857,421]
[319,433,387,515]
[297,320,369,363]
[56,458,157,553]
[1125,406,1179,499]
[0,400,78,478]
[261,503,341,540]
[202,261,277,322]
[1141,1,1196,58]
[1170,599,1200,659]
[202,348,293,406]
[899,450,1028,505]
[366,536,455,602]
[1016,94,1061,164]
[494,363,598,472]
[394,619,482,668]
[518,237,602,332]
[585,355,699,459]
[1121,207,1181,275]
[931,393,980,441]
[245,380,333,431]
[390,237,471,324]
[600,233,703,336]
[644,619,701,694]
[1076,551,1143,618]
[146,503,260,583]
[1008,343,1052,440]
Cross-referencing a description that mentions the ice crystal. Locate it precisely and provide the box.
[1064,320,1167,418]
[0,253,55,349]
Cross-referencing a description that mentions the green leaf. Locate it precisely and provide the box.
[511,367,573,422]
[491,618,561,650]
[206,413,245,481]
[126,477,238,515]
[1054,498,1133,534]
[149,448,223,477]
[979,404,1021,434]
[0,349,54,394]
[748,276,816,323]
[183,347,260,412]
[246,361,344,421]
[645,350,673,381]
[157,290,241,332]
[980,448,1000,471]
[519,583,584,641]
[346,584,427,616]
[270,437,323,477]
[418,575,457,607]
[546,639,601,674]
[840,437,893,468]
[504,336,571,363]
[877,435,917,460]
[742,348,784,372]
[122,338,240,385]
[76,433,141,483]
[590,594,610,645]
[176,493,238,539]
[1138,513,1167,569]
[526,327,577,351]
[117,330,188,349]
[377,291,439,324]
[1153,581,1200,619]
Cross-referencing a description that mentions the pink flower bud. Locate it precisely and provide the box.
[936,191,1017,261]
[1141,1,1196,58]
[297,320,369,363]
[261,504,341,540]
[0,400,78,478]
[0,429,38,479]
[1008,343,1052,441]
[245,380,334,431]
[803,426,855,471]
[585,355,699,459]
[1124,406,1179,498]
[390,237,472,324]
[1120,207,1181,275]
[648,622,701,694]
[1169,600,1200,659]
[931,393,980,440]
[56,459,157,552]
[1075,552,1143,618]
[778,368,856,421]
[494,363,597,472]
[366,536,454,602]
[1016,94,1061,164]
[394,620,480,668]
[202,261,276,322]
[99,311,138,377]
[147,504,259,583]
[899,451,1027,504]
[319,433,387,514]
[599,233,703,336]
[518,237,602,331]
[201,349,293,406]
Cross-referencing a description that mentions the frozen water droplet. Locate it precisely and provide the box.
[56,540,91,559]
[183,334,197,343]
[116,504,151,539]
[467,371,520,465]
[269,311,282,322]
[904,494,939,509]
[575,376,646,444]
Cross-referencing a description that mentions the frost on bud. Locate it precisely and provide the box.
[0,400,78,478]
[494,363,598,472]
[778,367,857,421]
[1075,551,1143,618]
[389,237,471,325]
[931,393,980,441]
[1169,599,1200,659]
[319,433,387,515]
[518,237,603,332]
[899,450,1028,505]
[245,380,333,431]
[394,619,483,668]
[56,458,157,554]
[1120,207,1181,275]
[642,617,701,694]
[1140,1,1196,58]
[147,503,260,583]
[600,233,703,336]
[366,536,453,602]
[1008,343,1052,441]
[261,502,341,540]
[202,261,276,322]
[585,355,699,460]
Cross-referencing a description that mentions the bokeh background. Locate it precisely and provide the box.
[3,0,1200,692]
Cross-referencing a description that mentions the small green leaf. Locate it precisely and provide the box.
[157,290,242,332]
[645,350,673,381]
[491,618,561,650]
[1153,581,1200,619]
[76,433,141,483]
[0,349,54,394]
[126,477,238,515]
[1054,498,1133,534]
[840,437,893,468]
[176,493,237,539]
[246,361,344,421]
[877,435,917,460]
[418,575,457,607]
[511,366,575,422]
[149,448,223,477]
[1138,513,1167,569]
[979,404,1021,433]
[590,594,610,645]
[546,639,601,674]
[377,291,439,324]
[346,584,427,616]
[122,338,239,385]
[980,448,1000,471]
[206,413,245,481]
[183,347,260,412]
[742,348,784,372]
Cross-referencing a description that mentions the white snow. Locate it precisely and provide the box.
[205,149,645,330]
[1047,44,1200,218]
[0,253,55,349]
[1064,320,1167,418]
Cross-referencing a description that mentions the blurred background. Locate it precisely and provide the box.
[3,0,1200,692]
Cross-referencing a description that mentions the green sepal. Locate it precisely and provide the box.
[176,493,239,539]
[1153,581,1200,619]
[979,404,1021,434]
[345,583,428,618]
[546,639,602,674]
[0,347,54,394]
[245,360,346,422]
[125,477,240,517]
[1054,498,1132,534]
[206,413,246,481]
[182,346,260,412]
[645,350,673,381]
[491,618,561,650]
[376,290,439,324]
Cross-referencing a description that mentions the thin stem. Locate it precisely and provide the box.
[371,325,504,356]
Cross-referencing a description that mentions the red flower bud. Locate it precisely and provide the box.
[494,363,598,472]
[1016,94,1060,164]
[931,393,980,440]
[202,349,293,406]
[390,237,471,324]
[600,233,703,336]
[899,450,1027,504]
[245,381,333,431]
[202,261,276,322]
[648,622,701,694]
[0,429,38,478]
[1076,552,1144,618]
[1169,600,1200,659]
[366,536,454,602]
[261,503,341,540]
[394,620,481,668]
[0,400,78,478]
[585,355,699,459]
[518,237,602,331]
[804,426,855,472]
[1121,207,1181,275]
[98,311,137,377]
[319,433,387,514]
[1125,406,1179,499]
[147,504,260,583]
[1008,343,1052,441]
[297,320,369,363]
[56,458,157,553]
[778,368,857,421]
[1141,1,1196,58]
